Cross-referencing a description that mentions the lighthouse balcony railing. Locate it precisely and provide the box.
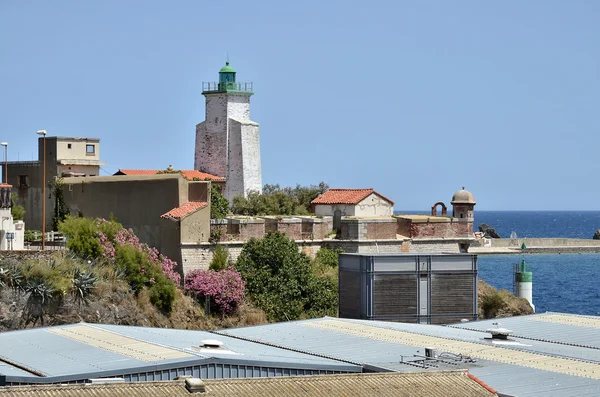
[202,82,254,93]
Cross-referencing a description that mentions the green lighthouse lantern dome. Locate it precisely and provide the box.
[219,62,236,89]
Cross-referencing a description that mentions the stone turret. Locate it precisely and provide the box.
[451,187,476,237]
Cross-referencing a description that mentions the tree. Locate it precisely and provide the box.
[210,184,229,219]
[235,232,336,321]
[231,182,328,216]
[10,193,25,221]
[52,178,69,231]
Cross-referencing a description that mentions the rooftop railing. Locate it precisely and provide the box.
[202,82,254,93]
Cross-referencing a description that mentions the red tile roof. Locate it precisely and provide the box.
[311,188,394,205]
[0,183,12,188]
[116,169,225,181]
[161,201,207,221]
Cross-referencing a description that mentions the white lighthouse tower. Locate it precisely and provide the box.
[515,257,535,312]
[194,62,262,202]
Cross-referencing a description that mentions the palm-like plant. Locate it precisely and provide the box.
[72,268,98,305]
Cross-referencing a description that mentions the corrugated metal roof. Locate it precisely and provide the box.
[0,372,498,397]
[449,312,600,349]
[217,316,600,397]
[0,323,358,384]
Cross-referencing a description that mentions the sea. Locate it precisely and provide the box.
[403,211,600,315]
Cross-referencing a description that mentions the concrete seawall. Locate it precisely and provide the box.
[470,238,600,255]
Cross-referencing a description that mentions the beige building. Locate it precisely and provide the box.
[312,188,395,217]
[61,173,211,273]
[4,136,105,231]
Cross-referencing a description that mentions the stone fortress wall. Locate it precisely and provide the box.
[178,214,474,274]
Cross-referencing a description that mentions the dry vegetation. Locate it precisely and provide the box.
[0,252,268,332]
[478,279,534,319]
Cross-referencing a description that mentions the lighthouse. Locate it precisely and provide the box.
[194,62,262,202]
[515,258,534,312]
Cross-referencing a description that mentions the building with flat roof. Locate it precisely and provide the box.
[61,173,211,271]
[0,313,599,396]
[3,136,106,231]
[338,253,478,324]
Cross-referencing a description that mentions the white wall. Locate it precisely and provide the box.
[57,164,101,177]
[56,139,100,162]
[355,193,394,216]
[314,204,356,217]
[0,208,24,250]
[195,92,261,200]
[226,119,261,201]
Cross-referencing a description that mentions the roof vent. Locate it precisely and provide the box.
[200,339,224,349]
[487,322,513,340]
[185,378,206,393]
[88,378,125,384]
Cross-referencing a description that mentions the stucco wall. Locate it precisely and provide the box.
[355,193,394,216]
[314,204,356,217]
[61,174,186,264]
[55,138,101,162]
[180,206,210,244]
[57,165,100,177]
[226,119,261,201]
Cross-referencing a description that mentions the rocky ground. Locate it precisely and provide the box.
[0,278,268,332]
[477,279,534,319]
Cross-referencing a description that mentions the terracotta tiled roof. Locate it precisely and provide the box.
[116,169,225,181]
[0,183,12,188]
[0,371,498,396]
[311,188,394,205]
[160,201,207,221]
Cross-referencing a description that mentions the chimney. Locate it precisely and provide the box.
[185,378,206,393]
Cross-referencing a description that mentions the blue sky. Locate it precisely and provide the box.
[1,1,599,210]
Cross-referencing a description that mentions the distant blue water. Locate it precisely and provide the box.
[474,211,600,239]
[397,211,600,314]
[399,210,600,239]
[478,254,600,315]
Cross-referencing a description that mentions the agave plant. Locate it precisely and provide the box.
[25,279,55,306]
[4,266,24,293]
[23,278,55,327]
[72,268,98,305]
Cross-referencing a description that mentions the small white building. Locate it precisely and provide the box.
[0,183,25,251]
[311,188,394,217]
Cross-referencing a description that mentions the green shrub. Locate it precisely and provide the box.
[209,244,229,271]
[235,232,336,321]
[481,291,506,319]
[231,182,328,216]
[24,230,41,243]
[114,244,175,313]
[149,277,176,314]
[210,184,229,219]
[11,193,25,221]
[59,217,104,259]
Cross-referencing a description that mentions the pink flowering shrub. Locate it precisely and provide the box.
[96,219,181,284]
[184,268,245,314]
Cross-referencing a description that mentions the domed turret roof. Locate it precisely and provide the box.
[451,187,476,205]
[219,62,236,73]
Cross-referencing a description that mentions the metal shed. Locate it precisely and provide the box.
[338,253,478,324]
